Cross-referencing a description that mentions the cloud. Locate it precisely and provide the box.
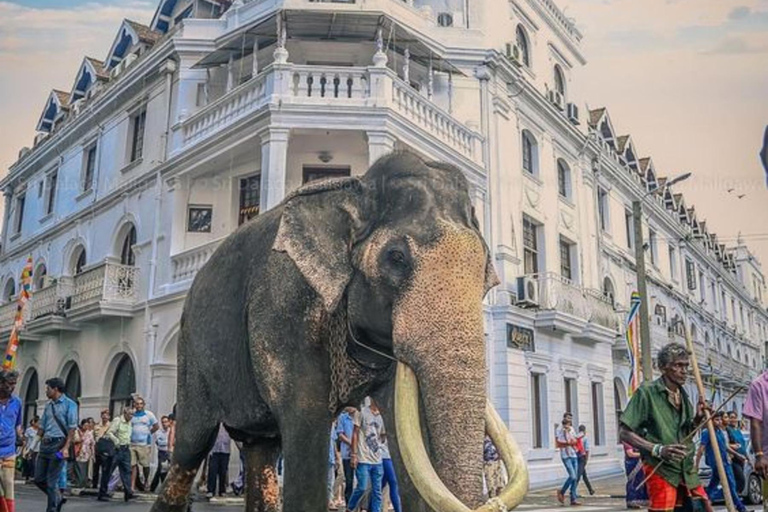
[704,36,768,55]
[0,1,155,172]
[729,6,752,19]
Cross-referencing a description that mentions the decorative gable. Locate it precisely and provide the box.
[71,57,109,102]
[151,0,231,34]
[105,19,160,70]
[36,90,70,133]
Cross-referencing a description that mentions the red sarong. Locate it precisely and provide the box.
[643,464,709,512]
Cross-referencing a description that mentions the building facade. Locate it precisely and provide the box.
[1,0,766,488]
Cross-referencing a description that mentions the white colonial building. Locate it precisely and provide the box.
[1,0,766,488]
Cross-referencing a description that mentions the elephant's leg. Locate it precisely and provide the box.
[373,381,430,512]
[280,410,331,511]
[151,409,218,512]
[243,440,281,512]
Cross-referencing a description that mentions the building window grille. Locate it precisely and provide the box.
[559,237,573,281]
[523,216,539,275]
[597,188,609,231]
[45,171,57,216]
[14,193,25,234]
[685,259,696,290]
[239,175,261,226]
[130,109,147,162]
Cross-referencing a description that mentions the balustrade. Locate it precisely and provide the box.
[71,262,139,311]
[171,238,225,284]
[536,272,590,320]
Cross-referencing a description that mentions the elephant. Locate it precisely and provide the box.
[151,152,528,512]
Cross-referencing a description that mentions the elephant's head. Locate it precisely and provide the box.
[273,152,527,510]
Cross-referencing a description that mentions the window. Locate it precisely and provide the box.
[34,264,47,291]
[699,271,706,302]
[187,206,212,233]
[521,130,538,175]
[239,175,261,225]
[74,248,87,275]
[2,279,15,302]
[557,159,570,199]
[45,171,57,216]
[669,246,678,280]
[109,355,136,420]
[602,277,615,305]
[554,64,565,96]
[710,280,717,312]
[23,370,38,428]
[531,373,545,449]
[14,193,25,234]
[82,143,97,192]
[722,291,728,321]
[564,378,577,423]
[624,210,634,250]
[516,25,530,67]
[591,382,605,446]
[523,216,539,275]
[559,237,574,281]
[437,12,453,27]
[302,166,351,184]
[129,109,147,162]
[685,259,696,291]
[654,304,667,325]
[648,229,657,266]
[120,225,137,266]
[597,188,609,231]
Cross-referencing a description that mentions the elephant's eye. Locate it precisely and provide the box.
[388,249,408,267]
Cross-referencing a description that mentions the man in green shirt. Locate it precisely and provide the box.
[619,342,711,512]
[97,407,134,502]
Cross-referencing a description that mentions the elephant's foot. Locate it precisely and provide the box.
[150,464,198,512]
[244,441,281,512]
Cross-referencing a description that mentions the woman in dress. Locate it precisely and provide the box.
[623,442,649,509]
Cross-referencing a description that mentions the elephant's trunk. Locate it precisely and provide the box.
[392,224,488,507]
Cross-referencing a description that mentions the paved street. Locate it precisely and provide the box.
[12,475,745,512]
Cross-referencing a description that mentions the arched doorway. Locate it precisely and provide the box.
[23,370,39,428]
[64,363,82,404]
[109,355,136,419]
[119,225,137,266]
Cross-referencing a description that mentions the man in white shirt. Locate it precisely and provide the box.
[345,398,385,512]
[149,416,171,493]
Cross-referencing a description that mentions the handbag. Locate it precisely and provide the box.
[96,436,116,459]
[39,403,69,456]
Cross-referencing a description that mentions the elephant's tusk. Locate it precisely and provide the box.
[395,362,529,512]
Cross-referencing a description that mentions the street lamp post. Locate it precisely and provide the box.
[634,172,691,382]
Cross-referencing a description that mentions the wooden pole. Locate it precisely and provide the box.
[683,324,736,512]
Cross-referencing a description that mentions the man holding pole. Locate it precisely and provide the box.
[619,343,713,512]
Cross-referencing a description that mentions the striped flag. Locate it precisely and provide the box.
[3,256,34,370]
[625,291,642,396]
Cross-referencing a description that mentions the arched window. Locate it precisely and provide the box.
[690,323,698,343]
[64,363,82,404]
[23,370,39,428]
[2,279,15,302]
[557,159,571,199]
[34,264,47,291]
[109,355,136,419]
[71,246,87,275]
[602,277,615,305]
[120,225,137,266]
[705,331,710,346]
[515,25,530,67]
[521,130,538,175]
[554,64,565,97]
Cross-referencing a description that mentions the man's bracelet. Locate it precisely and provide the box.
[652,444,663,458]
[756,451,764,457]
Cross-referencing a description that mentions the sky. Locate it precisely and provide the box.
[0,0,767,270]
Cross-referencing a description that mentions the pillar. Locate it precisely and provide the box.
[366,131,396,166]
[259,128,290,211]
[150,364,178,417]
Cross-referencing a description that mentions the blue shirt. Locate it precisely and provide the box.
[702,428,730,468]
[0,396,22,458]
[336,412,355,460]
[727,427,747,457]
[41,394,78,440]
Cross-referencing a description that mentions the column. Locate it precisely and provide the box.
[259,128,290,211]
[150,363,178,417]
[1,187,12,254]
[366,131,396,166]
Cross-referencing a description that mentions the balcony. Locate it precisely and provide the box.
[166,238,226,294]
[525,272,622,343]
[174,62,482,166]
[0,299,31,340]
[66,262,140,322]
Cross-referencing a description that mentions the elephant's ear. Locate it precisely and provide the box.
[273,178,369,312]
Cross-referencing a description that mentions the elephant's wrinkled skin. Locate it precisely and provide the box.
[151,152,501,512]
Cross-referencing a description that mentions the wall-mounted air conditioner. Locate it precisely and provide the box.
[548,90,564,111]
[516,276,540,307]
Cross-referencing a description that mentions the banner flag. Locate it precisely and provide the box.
[3,256,34,370]
[625,291,642,396]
